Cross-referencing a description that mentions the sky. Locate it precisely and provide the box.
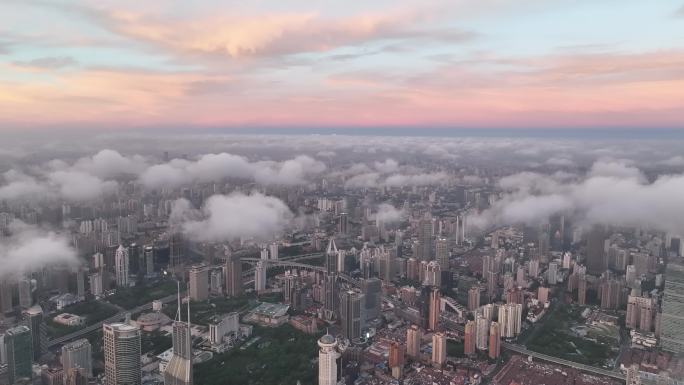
[1,0,684,131]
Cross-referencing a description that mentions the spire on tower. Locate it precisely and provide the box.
[327,238,337,254]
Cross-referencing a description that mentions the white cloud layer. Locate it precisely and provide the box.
[170,192,294,242]
[0,221,79,277]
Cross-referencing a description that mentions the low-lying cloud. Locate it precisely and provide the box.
[170,192,294,242]
[470,160,684,235]
[140,153,325,189]
[0,221,79,277]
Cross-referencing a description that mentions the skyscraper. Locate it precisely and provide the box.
[361,278,381,321]
[5,325,33,384]
[406,325,422,358]
[488,322,501,359]
[339,290,364,340]
[164,290,193,385]
[318,333,339,385]
[325,238,338,274]
[661,261,684,354]
[586,225,607,275]
[431,332,446,367]
[475,315,490,350]
[467,286,480,311]
[464,320,476,355]
[498,303,522,338]
[103,323,142,385]
[115,245,130,288]
[417,215,434,261]
[23,305,47,361]
[435,237,449,269]
[428,287,440,331]
[224,255,242,297]
[188,265,208,301]
[323,274,339,320]
[62,338,92,379]
[388,341,405,379]
[254,261,267,293]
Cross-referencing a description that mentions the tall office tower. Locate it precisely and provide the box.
[406,258,419,281]
[528,258,540,278]
[62,338,93,379]
[115,245,130,288]
[76,268,86,299]
[498,303,522,338]
[562,252,572,269]
[431,333,446,367]
[325,238,338,274]
[486,271,498,300]
[318,333,339,385]
[578,275,587,305]
[626,265,638,287]
[586,225,607,275]
[90,272,103,298]
[164,292,193,385]
[188,265,209,301]
[103,323,141,385]
[267,242,278,260]
[423,261,441,287]
[626,294,655,332]
[254,261,267,293]
[23,305,47,360]
[600,279,623,310]
[361,278,381,321]
[93,252,105,270]
[5,325,33,384]
[488,322,501,359]
[337,213,349,235]
[143,246,154,276]
[464,320,476,355]
[417,215,434,261]
[18,278,32,309]
[537,287,550,304]
[323,274,339,320]
[406,325,422,358]
[283,273,298,303]
[337,249,348,273]
[65,367,88,385]
[388,341,405,379]
[482,255,492,278]
[169,233,184,269]
[467,286,480,311]
[435,238,449,269]
[547,262,558,285]
[209,270,223,295]
[661,261,684,353]
[260,247,269,260]
[0,279,13,313]
[224,255,242,297]
[475,315,490,350]
[516,266,526,288]
[428,288,440,331]
[340,290,364,340]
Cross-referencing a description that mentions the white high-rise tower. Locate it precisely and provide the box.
[318,333,339,385]
[115,245,130,288]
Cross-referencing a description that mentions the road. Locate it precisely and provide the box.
[47,293,181,348]
[501,342,625,380]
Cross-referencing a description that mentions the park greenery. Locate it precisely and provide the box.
[194,325,319,385]
[526,305,616,367]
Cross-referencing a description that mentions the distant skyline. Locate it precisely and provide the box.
[1,0,684,130]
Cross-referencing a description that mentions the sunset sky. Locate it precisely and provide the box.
[1,0,684,131]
